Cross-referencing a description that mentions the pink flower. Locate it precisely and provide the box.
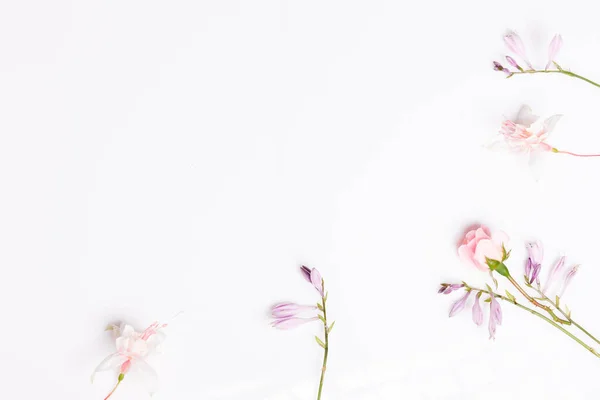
[558,264,580,297]
[543,256,566,293]
[546,34,563,70]
[271,302,317,318]
[488,293,503,340]
[271,316,319,330]
[449,290,471,317]
[504,30,533,69]
[499,105,562,154]
[438,283,464,294]
[526,241,543,265]
[301,265,324,297]
[458,226,509,272]
[472,292,483,326]
[92,322,168,398]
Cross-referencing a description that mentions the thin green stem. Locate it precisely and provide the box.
[506,275,570,324]
[509,69,600,89]
[317,288,329,400]
[468,285,600,358]
[103,374,124,400]
[533,287,600,347]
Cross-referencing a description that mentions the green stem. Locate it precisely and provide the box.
[533,287,600,347]
[317,288,329,400]
[510,69,600,89]
[104,374,124,400]
[470,286,600,358]
[506,275,570,324]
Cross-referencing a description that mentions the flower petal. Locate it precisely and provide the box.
[131,357,159,396]
[543,115,562,134]
[310,268,324,296]
[474,239,503,266]
[458,245,483,271]
[91,352,127,383]
[515,105,539,127]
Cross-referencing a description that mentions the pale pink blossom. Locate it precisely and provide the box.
[449,290,471,317]
[438,283,464,294]
[271,316,320,330]
[458,226,509,272]
[301,265,324,297]
[526,241,543,265]
[546,34,563,70]
[92,322,168,398]
[472,292,483,326]
[271,302,317,318]
[558,264,580,297]
[499,105,562,154]
[543,256,566,293]
[488,294,503,340]
[504,30,533,69]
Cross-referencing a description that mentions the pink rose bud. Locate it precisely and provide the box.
[457,226,509,272]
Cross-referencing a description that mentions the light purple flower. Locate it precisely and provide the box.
[504,30,533,69]
[310,268,324,297]
[300,265,312,282]
[449,290,471,317]
[488,293,503,340]
[472,292,483,326]
[526,241,543,265]
[271,302,317,318]
[493,61,511,75]
[505,55,521,71]
[525,258,542,285]
[546,34,563,70]
[271,316,319,330]
[543,256,566,293]
[558,264,580,297]
[438,283,464,294]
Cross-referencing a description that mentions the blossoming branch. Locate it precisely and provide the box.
[440,226,600,358]
[494,30,600,89]
[271,266,335,400]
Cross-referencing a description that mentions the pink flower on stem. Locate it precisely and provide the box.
[488,293,503,340]
[449,290,471,317]
[525,241,543,284]
[526,241,543,265]
[271,316,320,330]
[438,283,464,294]
[458,225,509,272]
[504,30,533,69]
[92,321,169,399]
[499,105,561,155]
[271,302,318,318]
[543,256,566,293]
[546,34,563,70]
[301,265,324,297]
[472,292,483,326]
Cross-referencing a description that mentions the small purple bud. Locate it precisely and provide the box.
[505,55,522,71]
[300,265,312,282]
[310,268,324,296]
[438,283,464,294]
[449,290,471,317]
[525,258,542,285]
[493,61,504,71]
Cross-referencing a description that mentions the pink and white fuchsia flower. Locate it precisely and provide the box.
[92,321,168,399]
[499,105,561,154]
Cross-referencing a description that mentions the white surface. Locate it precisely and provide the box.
[2,1,600,399]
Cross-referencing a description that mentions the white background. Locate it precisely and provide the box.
[2,1,600,399]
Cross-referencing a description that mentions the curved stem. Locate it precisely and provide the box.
[553,149,600,158]
[103,378,123,400]
[533,287,600,347]
[317,288,329,400]
[510,69,600,88]
[506,275,570,324]
[470,286,600,358]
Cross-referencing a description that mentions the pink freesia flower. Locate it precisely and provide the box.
[488,294,503,340]
[92,322,168,399]
[499,105,562,155]
[546,34,563,70]
[449,290,471,317]
[458,226,509,272]
[472,292,483,326]
[504,30,533,69]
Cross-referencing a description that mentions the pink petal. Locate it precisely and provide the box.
[515,105,539,127]
[546,34,563,69]
[458,245,487,272]
[465,230,476,243]
[543,115,562,134]
[474,239,503,267]
[310,268,324,296]
[491,230,509,248]
[475,227,490,241]
[91,353,128,383]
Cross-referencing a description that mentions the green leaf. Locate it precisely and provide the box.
[505,290,516,304]
[565,305,571,319]
[555,295,560,308]
[484,297,492,303]
[324,292,328,302]
[327,321,336,334]
[318,314,326,324]
[315,336,326,349]
[317,303,324,311]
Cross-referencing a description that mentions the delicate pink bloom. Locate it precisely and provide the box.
[488,294,503,340]
[558,264,580,297]
[310,268,324,297]
[449,290,471,317]
[505,55,521,71]
[271,316,319,330]
[92,322,168,397]
[472,292,483,326]
[525,257,542,285]
[543,256,566,293]
[546,34,563,70]
[499,105,562,154]
[271,302,317,318]
[504,30,533,69]
[438,283,464,294]
[458,225,509,272]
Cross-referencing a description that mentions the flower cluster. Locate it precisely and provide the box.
[493,30,562,75]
